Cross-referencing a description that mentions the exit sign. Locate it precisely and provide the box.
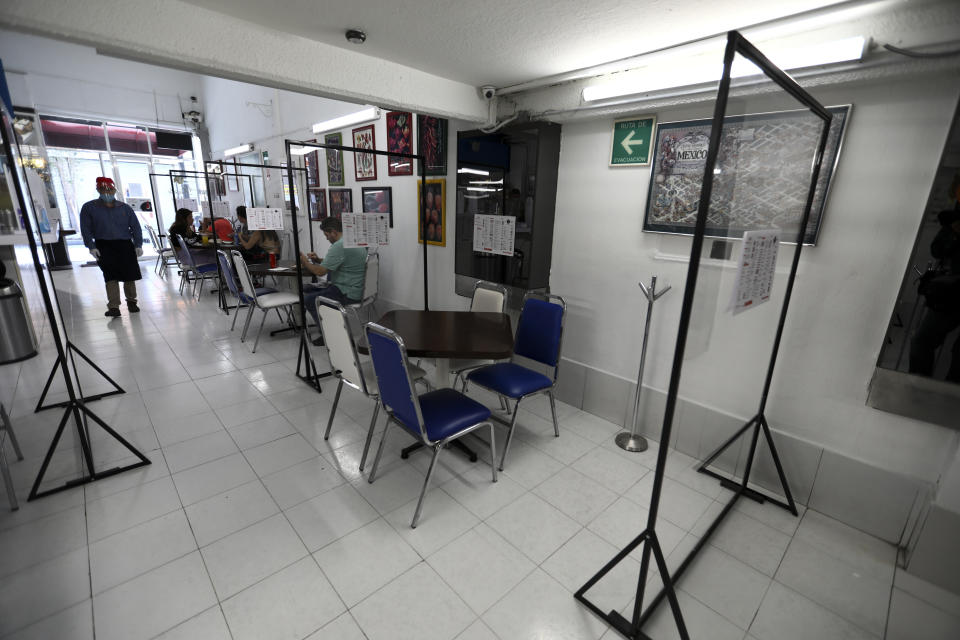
[610,115,656,166]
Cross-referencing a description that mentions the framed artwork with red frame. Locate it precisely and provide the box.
[417,115,448,176]
[352,124,377,181]
[417,178,445,246]
[386,111,413,176]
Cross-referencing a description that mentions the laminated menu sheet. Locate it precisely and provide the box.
[206,201,231,218]
[473,214,516,256]
[342,212,390,247]
[729,228,779,315]
[175,198,198,212]
[247,207,284,230]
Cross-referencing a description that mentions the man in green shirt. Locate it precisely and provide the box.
[300,216,367,345]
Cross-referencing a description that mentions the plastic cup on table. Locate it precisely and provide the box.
[269,253,277,268]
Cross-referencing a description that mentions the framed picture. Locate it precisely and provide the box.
[324,132,344,186]
[304,144,320,188]
[309,188,327,221]
[417,179,445,246]
[362,186,393,228]
[329,188,353,219]
[417,115,448,176]
[352,124,377,181]
[644,105,850,245]
[386,111,413,176]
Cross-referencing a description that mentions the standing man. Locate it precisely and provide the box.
[299,217,367,345]
[80,177,144,317]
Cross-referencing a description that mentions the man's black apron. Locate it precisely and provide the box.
[94,239,142,282]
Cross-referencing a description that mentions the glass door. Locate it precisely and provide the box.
[114,156,158,257]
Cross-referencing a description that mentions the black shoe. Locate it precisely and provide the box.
[312,336,325,346]
[105,308,121,317]
[127,302,140,313]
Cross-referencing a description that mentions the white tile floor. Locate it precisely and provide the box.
[2,264,960,639]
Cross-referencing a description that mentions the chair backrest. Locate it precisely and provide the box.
[280,231,294,262]
[513,293,566,373]
[471,280,508,313]
[365,323,425,441]
[231,251,261,305]
[217,251,242,299]
[145,225,160,251]
[316,297,371,396]
[362,252,379,302]
[177,240,198,268]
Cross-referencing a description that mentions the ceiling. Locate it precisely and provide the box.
[182,0,849,88]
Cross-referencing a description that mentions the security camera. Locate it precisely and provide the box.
[480,86,497,100]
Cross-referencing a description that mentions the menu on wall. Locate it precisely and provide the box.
[342,212,390,247]
[472,214,515,256]
[206,200,231,218]
[175,198,198,212]
[247,207,284,230]
[729,228,780,315]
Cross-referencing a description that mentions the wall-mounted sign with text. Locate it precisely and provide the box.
[473,214,515,256]
[247,207,284,230]
[342,212,390,247]
[609,115,656,166]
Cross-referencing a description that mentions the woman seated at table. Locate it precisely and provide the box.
[168,208,216,263]
[237,228,281,263]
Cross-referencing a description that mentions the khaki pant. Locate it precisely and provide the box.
[106,280,138,309]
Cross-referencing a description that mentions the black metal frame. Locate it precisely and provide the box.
[0,103,150,502]
[575,31,833,640]
[284,138,430,392]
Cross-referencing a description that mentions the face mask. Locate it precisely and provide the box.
[100,193,116,203]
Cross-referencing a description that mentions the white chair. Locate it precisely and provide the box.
[146,226,177,276]
[347,252,379,323]
[232,251,300,352]
[316,297,430,471]
[452,280,509,390]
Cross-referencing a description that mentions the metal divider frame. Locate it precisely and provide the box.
[574,30,833,640]
[284,138,429,393]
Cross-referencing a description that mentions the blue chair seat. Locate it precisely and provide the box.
[239,286,276,303]
[468,362,552,398]
[196,263,218,273]
[416,389,491,441]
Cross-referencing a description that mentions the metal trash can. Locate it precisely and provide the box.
[0,277,38,365]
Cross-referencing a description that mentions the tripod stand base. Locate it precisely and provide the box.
[615,431,648,452]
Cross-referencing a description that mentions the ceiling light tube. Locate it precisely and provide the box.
[457,167,490,176]
[289,146,312,156]
[583,36,865,102]
[223,143,253,157]
[312,107,381,134]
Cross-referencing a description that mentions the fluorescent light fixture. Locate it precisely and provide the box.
[469,179,504,185]
[457,167,490,176]
[223,143,253,157]
[467,187,501,192]
[583,36,865,102]
[311,107,381,134]
[289,146,313,156]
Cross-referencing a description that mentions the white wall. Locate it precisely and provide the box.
[0,29,201,127]
[550,72,960,481]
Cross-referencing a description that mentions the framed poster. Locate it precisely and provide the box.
[417,115,448,176]
[386,111,413,176]
[362,186,393,228]
[309,188,327,221]
[329,188,353,219]
[304,146,320,188]
[417,178,445,246]
[352,124,377,181]
[324,132,345,186]
[644,105,850,245]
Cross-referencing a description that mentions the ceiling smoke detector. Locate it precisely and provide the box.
[345,29,366,44]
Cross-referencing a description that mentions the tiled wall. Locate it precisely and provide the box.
[554,357,932,548]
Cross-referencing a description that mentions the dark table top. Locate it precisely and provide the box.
[374,310,513,360]
[246,261,300,276]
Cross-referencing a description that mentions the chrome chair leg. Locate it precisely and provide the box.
[358,402,380,472]
[487,423,498,483]
[411,444,442,528]
[499,395,509,412]
[240,305,255,342]
[499,399,522,471]
[0,440,17,511]
[548,391,560,437]
[230,302,243,331]
[252,309,269,352]
[1,405,23,460]
[324,379,344,440]
[368,420,393,483]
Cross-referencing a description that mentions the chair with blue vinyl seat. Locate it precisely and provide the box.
[176,241,219,300]
[465,292,566,472]
[216,251,276,333]
[365,322,497,528]
[315,297,430,472]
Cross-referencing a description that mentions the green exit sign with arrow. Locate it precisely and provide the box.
[610,115,656,166]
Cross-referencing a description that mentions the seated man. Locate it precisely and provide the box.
[300,217,367,345]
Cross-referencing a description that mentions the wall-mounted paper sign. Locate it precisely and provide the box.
[247,207,284,230]
[473,215,515,256]
[729,229,780,315]
[342,212,390,247]
[175,198,198,212]
[206,201,231,218]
